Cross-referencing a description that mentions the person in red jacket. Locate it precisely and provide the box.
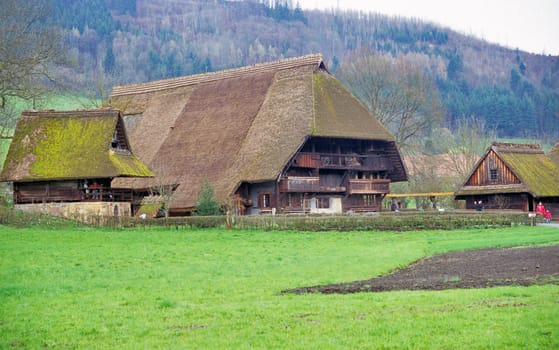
[544,210,552,223]
[536,201,546,215]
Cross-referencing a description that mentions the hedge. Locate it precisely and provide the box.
[80,211,538,231]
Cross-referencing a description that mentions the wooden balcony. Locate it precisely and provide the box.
[348,179,390,194]
[14,187,134,204]
[292,152,392,171]
[279,176,346,193]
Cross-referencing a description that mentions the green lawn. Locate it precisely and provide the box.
[1,226,558,349]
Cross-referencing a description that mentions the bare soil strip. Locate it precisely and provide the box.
[284,245,559,294]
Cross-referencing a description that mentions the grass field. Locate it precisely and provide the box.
[1,225,558,349]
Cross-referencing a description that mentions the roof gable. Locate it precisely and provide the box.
[463,149,521,186]
[0,109,153,182]
[457,142,559,197]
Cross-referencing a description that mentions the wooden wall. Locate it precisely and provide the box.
[465,194,528,211]
[466,150,520,186]
[14,181,82,204]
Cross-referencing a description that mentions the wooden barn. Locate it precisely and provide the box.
[454,142,559,214]
[0,109,153,216]
[109,54,407,215]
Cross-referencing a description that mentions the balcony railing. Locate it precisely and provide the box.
[14,187,133,204]
[348,179,390,194]
[292,152,391,171]
[279,176,346,193]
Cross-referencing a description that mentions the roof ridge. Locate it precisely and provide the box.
[110,54,325,97]
[491,141,543,153]
[22,108,120,118]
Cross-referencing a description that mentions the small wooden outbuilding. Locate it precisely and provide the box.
[0,109,153,216]
[454,142,559,215]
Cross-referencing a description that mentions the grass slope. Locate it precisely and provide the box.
[1,226,558,349]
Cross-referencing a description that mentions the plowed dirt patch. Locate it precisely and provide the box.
[284,245,559,294]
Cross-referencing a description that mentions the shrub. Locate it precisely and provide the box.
[194,178,222,216]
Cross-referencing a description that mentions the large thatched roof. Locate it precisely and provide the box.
[0,109,153,182]
[455,142,559,198]
[110,54,405,209]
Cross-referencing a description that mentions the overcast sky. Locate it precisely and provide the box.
[297,0,559,56]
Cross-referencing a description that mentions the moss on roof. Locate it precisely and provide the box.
[1,110,153,182]
[456,142,559,198]
[312,72,395,141]
[499,150,559,197]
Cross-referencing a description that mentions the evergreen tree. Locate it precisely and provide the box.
[195,178,222,216]
[510,69,521,93]
[103,44,115,74]
[446,52,463,81]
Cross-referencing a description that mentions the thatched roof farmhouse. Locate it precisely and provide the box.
[110,54,407,215]
[1,109,153,217]
[455,142,559,214]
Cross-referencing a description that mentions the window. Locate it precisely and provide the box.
[317,198,330,208]
[258,193,271,209]
[490,169,498,180]
[286,193,302,208]
[363,194,375,206]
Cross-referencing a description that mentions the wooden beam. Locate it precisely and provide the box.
[387,192,455,198]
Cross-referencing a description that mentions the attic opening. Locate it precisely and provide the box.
[111,117,131,152]
[318,60,330,74]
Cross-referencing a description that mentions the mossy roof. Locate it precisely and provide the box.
[110,54,406,209]
[456,142,559,197]
[0,109,154,182]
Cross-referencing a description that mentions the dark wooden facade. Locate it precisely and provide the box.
[237,137,398,214]
[464,150,520,187]
[13,179,135,204]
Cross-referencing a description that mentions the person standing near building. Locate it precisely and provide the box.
[536,202,546,215]
[544,210,552,223]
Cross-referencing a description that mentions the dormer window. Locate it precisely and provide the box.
[490,169,498,181]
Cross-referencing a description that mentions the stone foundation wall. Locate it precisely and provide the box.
[14,202,132,221]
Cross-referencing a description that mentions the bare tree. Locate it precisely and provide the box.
[337,49,444,151]
[440,116,496,184]
[0,0,69,138]
[148,160,177,218]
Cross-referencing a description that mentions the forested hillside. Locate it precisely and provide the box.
[47,0,559,140]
